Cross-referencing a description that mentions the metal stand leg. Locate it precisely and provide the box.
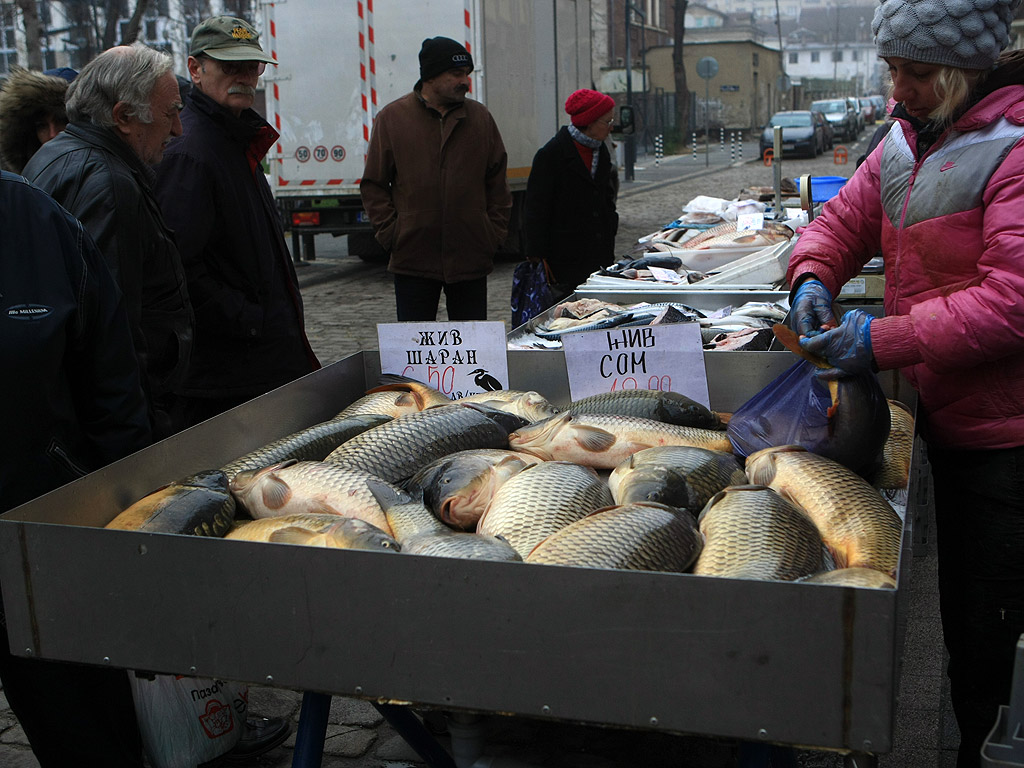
[291,691,331,768]
[372,703,457,768]
[843,752,878,768]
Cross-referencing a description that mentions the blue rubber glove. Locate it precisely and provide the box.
[789,278,836,338]
[800,309,875,379]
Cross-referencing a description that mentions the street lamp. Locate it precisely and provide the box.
[624,2,645,183]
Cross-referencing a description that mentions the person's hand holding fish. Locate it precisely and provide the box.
[789,277,836,338]
[799,309,876,380]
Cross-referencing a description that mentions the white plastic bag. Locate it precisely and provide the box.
[130,673,247,768]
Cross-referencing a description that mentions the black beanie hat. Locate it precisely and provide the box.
[418,36,473,83]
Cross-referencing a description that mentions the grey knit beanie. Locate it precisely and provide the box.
[873,0,1023,70]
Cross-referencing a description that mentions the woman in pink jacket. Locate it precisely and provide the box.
[787,0,1024,763]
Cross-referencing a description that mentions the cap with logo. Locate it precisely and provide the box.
[189,16,276,65]
[418,36,474,84]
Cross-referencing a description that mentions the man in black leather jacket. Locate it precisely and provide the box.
[1,170,150,766]
[24,42,193,439]
[155,16,319,428]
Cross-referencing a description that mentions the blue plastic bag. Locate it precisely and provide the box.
[510,260,555,327]
[726,358,890,477]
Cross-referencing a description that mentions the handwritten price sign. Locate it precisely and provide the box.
[562,322,710,407]
[377,321,509,400]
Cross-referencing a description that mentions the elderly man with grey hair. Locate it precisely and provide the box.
[24,41,193,440]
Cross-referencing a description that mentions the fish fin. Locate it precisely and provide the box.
[365,478,413,510]
[772,324,830,368]
[269,527,320,545]
[573,425,619,453]
[308,499,341,516]
[260,474,293,510]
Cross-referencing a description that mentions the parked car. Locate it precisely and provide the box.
[867,94,888,120]
[809,98,858,142]
[813,110,834,150]
[846,96,865,134]
[759,110,824,159]
[859,97,877,125]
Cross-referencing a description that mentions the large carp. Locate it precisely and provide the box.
[367,480,522,562]
[476,461,614,558]
[569,389,724,430]
[229,459,398,534]
[745,445,903,577]
[525,502,703,573]
[608,445,747,512]
[325,404,528,483]
[334,377,451,419]
[107,469,235,537]
[455,390,561,423]
[508,412,733,469]
[226,513,400,552]
[693,485,824,581]
[871,400,915,490]
[802,567,897,589]
[219,413,391,481]
[405,449,541,531]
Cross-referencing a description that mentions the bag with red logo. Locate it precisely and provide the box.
[130,672,247,768]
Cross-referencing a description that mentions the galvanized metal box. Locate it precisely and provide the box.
[0,351,917,754]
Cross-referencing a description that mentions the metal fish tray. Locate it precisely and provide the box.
[0,351,918,756]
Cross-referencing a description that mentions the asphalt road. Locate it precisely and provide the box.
[1,129,960,768]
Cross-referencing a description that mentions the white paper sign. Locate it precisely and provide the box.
[648,266,686,283]
[561,322,711,407]
[736,211,765,231]
[377,321,509,400]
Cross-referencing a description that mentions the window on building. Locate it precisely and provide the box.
[752,53,759,66]
[788,51,798,64]
[0,9,16,76]
[811,51,820,62]
[832,50,843,62]
[851,50,860,61]
[146,19,158,40]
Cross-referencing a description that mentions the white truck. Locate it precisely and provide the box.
[261,0,599,261]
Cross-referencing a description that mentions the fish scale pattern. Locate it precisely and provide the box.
[746,448,904,575]
[694,486,824,580]
[477,461,614,558]
[525,503,703,571]
[609,445,747,510]
[325,405,513,482]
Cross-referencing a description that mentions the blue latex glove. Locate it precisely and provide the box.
[790,278,836,338]
[800,309,875,379]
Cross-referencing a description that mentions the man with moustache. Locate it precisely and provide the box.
[361,36,511,320]
[24,42,193,439]
[155,16,319,428]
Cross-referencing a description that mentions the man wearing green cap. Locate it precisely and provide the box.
[154,16,319,431]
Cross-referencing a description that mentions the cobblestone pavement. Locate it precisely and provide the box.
[1,135,957,767]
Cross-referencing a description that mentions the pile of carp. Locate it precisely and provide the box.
[107,376,913,590]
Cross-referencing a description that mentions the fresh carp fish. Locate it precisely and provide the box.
[456,390,561,423]
[226,514,400,552]
[569,389,724,430]
[476,461,614,558]
[745,445,903,577]
[871,400,915,490]
[405,449,542,531]
[334,376,451,419]
[508,412,733,469]
[525,502,703,573]
[326,404,528,483]
[608,445,747,512]
[693,485,824,581]
[229,459,397,535]
[366,480,522,562]
[219,412,391,481]
[107,469,235,536]
[802,567,897,589]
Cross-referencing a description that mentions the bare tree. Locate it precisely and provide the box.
[14,0,43,69]
[122,0,150,43]
[672,0,690,144]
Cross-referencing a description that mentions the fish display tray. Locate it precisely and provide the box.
[0,351,918,756]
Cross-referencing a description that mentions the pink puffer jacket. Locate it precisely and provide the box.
[787,84,1024,449]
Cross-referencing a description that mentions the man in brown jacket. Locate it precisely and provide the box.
[360,36,512,321]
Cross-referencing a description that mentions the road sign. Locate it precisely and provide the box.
[697,56,718,80]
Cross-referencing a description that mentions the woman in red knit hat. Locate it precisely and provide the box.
[524,88,619,303]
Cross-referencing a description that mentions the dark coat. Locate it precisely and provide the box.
[524,126,618,293]
[1,171,151,512]
[154,89,319,399]
[360,91,512,283]
[23,122,193,433]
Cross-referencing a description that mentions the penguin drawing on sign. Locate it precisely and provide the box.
[470,368,503,391]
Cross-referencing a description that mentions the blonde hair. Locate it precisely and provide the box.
[887,64,986,125]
